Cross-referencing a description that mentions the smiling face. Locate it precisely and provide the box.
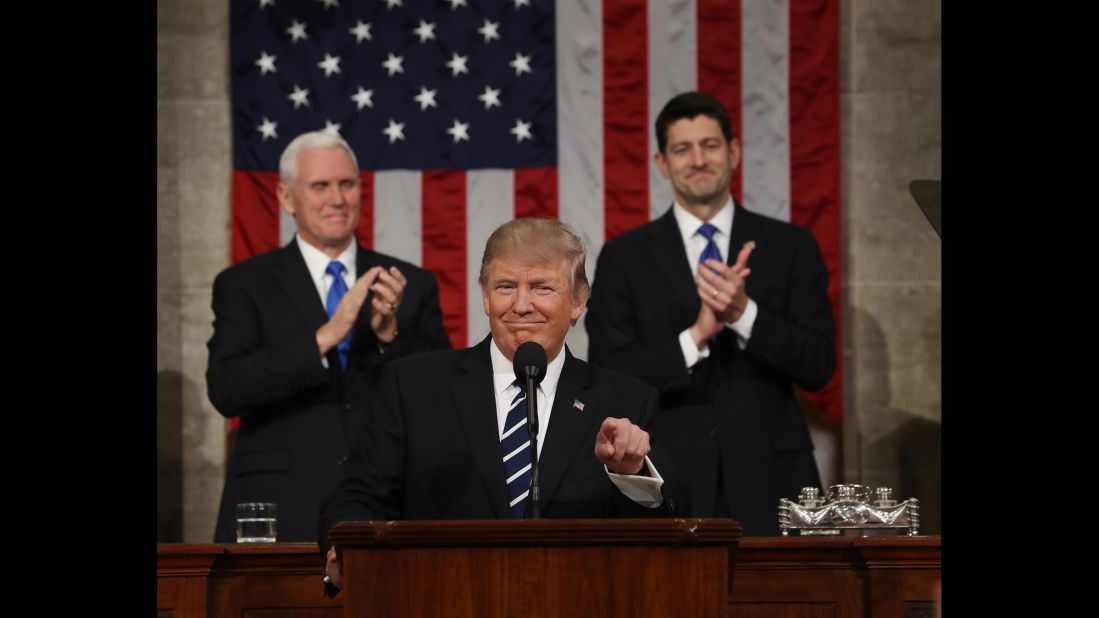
[654,115,741,212]
[481,254,586,363]
[277,146,361,257]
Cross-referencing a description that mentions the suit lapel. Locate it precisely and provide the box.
[729,203,760,269]
[536,349,600,508]
[646,207,702,326]
[275,243,329,332]
[452,337,511,518]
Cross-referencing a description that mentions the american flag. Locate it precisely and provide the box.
[230,0,842,422]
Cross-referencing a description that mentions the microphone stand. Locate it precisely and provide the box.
[523,369,541,519]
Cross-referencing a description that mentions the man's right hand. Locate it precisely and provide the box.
[316,266,384,356]
[325,547,343,590]
[688,299,723,347]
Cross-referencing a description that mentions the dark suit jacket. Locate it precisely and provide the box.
[317,336,684,556]
[207,240,452,542]
[585,205,835,535]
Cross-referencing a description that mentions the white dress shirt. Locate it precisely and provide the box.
[296,236,357,305]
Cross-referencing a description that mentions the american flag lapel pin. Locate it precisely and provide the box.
[573,399,585,412]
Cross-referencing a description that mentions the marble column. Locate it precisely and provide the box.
[157,0,231,543]
[841,0,941,533]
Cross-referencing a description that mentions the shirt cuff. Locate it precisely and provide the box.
[725,298,757,350]
[679,328,710,369]
[606,456,664,508]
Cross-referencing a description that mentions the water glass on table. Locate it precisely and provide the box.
[236,502,277,543]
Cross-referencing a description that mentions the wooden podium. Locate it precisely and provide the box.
[328,518,742,618]
[157,534,939,617]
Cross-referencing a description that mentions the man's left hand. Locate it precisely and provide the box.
[324,547,343,590]
[370,266,406,343]
[595,417,650,475]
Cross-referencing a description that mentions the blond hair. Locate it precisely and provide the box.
[478,217,590,303]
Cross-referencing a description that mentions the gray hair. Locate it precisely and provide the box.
[478,217,590,303]
[278,131,360,184]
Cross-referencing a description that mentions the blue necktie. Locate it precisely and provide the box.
[501,380,533,519]
[325,260,351,371]
[697,224,723,345]
[697,223,723,274]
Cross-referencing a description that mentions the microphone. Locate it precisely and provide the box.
[513,341,548,385]
[512,342,547,518]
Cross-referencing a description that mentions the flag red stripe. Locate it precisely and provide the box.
[514,167,558,219]
[789,0,842,422]
[231,170,281,263]
[602,0,649,242]
[696,0,743,203]
[354,171,374,251]
[422,170,468,349]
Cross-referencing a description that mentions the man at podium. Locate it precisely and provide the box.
[319,218,686,592]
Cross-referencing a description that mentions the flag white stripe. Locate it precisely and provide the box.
[557,0,604,361]
[503,440,531,463]
[374,170,423,266]
[506,463,532,484]
[280,209,295,247]
[741,0,791,222]
[647,0,697,221]
[466,170,513,345]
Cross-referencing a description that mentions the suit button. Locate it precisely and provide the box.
[343,404,352,413]
[337,456,348,465]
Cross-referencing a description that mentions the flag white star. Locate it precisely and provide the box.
[318,0,338,9]
[350,21,372,43]
[478,19,501,43]
[318,53,341,77]
[288,85,310,109]
[510,119,532,142]
[383,119,405,143]
[351,87,374,110]
[413,20,436,43]
[258,0,274,8]
[513,0,530,7]
[445,52,469,77]
[381,53,404,76]
[510,52,532,76]
[286,20,308,43]
[478,85,501,110]
[383,0,402,8]
[447,119,470,143]
[256,117,277,140]
[322,120,341,136]
[446,0,467,8]
[255,51,276,75]
[414,87,438,111]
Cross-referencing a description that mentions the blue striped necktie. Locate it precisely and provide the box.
[325,260,351,371]
[501,379,533,519]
